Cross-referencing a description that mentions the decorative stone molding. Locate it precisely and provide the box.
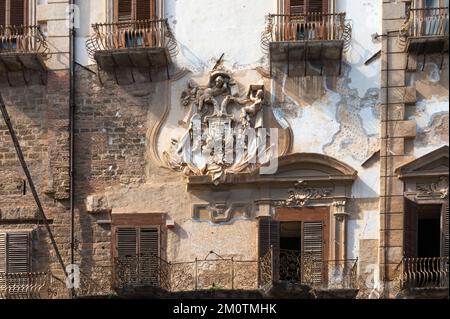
[193,202,251,224]
[86,194,111,214]
[275,180,333,207]
[416,176,448,199]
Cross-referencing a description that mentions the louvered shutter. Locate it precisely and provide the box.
[0,233,6,273]
[139,228,159,285]
[404,199,419,258]
[10,0,25,26]
[136,0,154,20]
[0,0,6,25]
[6,232,31,273]
[442,201,449,257]
[307,0,328,13]
[302,221,323,284]
[288,0,328,14]
[289,0,305,14]
[258,218,280,280]
[117,227,137,257]
[117,0,132,22]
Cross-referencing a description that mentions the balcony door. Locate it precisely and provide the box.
[114,0,156,22]
[0,0,27,26]
[404,199,449,258]
[259,207,329,284]
[285,0,329,14]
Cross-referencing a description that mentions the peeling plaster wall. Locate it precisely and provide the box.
[407,60,449,158]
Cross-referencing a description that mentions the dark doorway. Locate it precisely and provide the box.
[279,222,302,281]
[280,222,301,251]
[418,205,441,257]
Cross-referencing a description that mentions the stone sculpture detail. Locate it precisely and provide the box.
[164,70,273,184]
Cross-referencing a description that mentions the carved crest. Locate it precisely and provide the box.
[163,68,273,185]
[416,176,449,199]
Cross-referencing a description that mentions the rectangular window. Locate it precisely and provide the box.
[0,232,32,274]
[115,226,160,286]
[285,0,329,14]
[114,0,156,22]
[0,0,27,26]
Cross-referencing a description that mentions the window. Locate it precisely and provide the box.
[114,0,156,22]
[285,0,329,14]
[115,226,160,286]
[0,232,32,274]
[404,200,449,258]
[0,0,28,26]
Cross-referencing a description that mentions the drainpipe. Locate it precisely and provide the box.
[69,0,76,299]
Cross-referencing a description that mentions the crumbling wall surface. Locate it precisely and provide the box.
[0,72,71,297]
[407,60,449,157]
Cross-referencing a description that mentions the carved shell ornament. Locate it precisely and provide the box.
[163,69,274,185]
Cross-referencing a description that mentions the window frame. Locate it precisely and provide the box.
[0,231,32,274]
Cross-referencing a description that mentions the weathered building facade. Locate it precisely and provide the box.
[0,0,448,299]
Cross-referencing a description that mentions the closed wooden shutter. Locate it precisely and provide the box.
[287,0,328,14]
[10,0,25,26]
[442,201,449,257]
[302,221,323,283]
[0,232,31,273]
[117,0,132,22]
[117,227,137,257]
[404,199,419,258]
[139,228,159,285]
[0,233,6,273]
[136,0,155,20]
[0,0,6,25]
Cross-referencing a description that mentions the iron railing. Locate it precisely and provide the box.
[114,253,260,292]
[278,249,358,289]
[400,257,449,289]
[403,7,449,38]
[0,25,49,57]
[261,12,352,54]
[86,18,179,60]
[0,272,49,299]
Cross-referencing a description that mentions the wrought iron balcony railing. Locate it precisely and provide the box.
[261,12,352,54]
[402,7,449,38]
[0,272,49,299]
[0,25,49,56]
[400,257,449,289]
[278,249,358,289]
[86,18,179,60]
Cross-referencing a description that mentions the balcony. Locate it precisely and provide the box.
[0,25,49,85]
[0,272,49,299]
[400,7,449,69]
[400,257,449,290]
[86,19,179,83]
[277,249,358,294]
[261,12,352,77]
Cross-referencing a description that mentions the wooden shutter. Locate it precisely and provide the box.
[288,0,305,14]
[404,199,419,258]
[139,228,159,285]
[287,0,328,14]
[258,217,280,280]
[6,232,31,273]
[136,0,155,20]
[117,0,132,22]
[10,0,25,26]
[302,221,323,283]
[0,233,6,273]
[117,227,137,257]
[0,0,6,25]
[442,201,449,257]
[307,0,328,13]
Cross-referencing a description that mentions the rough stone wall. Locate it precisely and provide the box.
[0,71,71,297]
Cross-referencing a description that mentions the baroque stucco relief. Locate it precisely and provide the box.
[163,69,274,184]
